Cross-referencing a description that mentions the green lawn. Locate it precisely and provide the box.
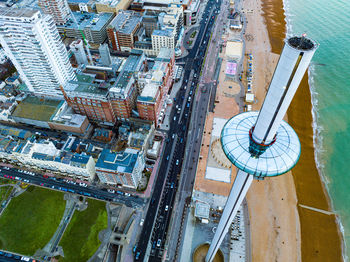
[59,200,107,262]
[190,31,197,38]
[0,186,13,203]
[0,186,65,255]
[0,177,16,185]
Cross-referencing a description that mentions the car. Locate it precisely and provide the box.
[176,159,179,165]
[116,191,124,195]
[24,179,29,183]
[140,219,144,226]
[157,239,162,247]
[172,134,175,139]
[4,174,9,178]
[171,182,174,189]
[125,193,131,196]
[79,182,87,187]
[173,116,176,121]
[135,251,140,260]
[21,256,31,261]
[107,189,115,194]
[165,205,169,211]
[189,90,193,95]
[188,97,191,102]
[40,183,44,186]
[166,155,170,161]
[43,174,48,178]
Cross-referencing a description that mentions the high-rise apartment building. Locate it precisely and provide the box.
[0,8,76,98]
[38,0,71,25]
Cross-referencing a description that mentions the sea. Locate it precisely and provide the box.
[283,0,350,260]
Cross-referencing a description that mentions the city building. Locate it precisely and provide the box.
[150,4,183,53]
[62,50,146,123]
[108,49,145,120]
[136,48,174,125]
[0,132,96,180]
[70,39,89,66]
[10,96,90,134]
[95,148,145,188]
[99,43,112,66]
[38,0,71,25]
[189,0,200,24]
[67,0,95,12]
[48,102,90,134]
[95,0,132,13]
[107,10,142,52]
[130,0,192,12]
[61,74,115,123]
[0,8,76,98]
[141,10,159,37]
[57,11,115,44]
[151,29,175,53]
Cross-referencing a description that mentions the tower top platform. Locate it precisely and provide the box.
[221,111,301,179]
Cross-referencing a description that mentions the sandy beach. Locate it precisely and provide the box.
[243,0,344,261]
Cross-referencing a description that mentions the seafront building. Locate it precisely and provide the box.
[95,148,145,188]
[136,48,175,125]
[0,8,76,98]
[38,0,71,25]
[0,126,96,180]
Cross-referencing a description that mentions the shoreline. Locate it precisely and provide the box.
[261,0,344,260]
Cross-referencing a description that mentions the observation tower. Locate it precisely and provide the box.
[205,35,318,262]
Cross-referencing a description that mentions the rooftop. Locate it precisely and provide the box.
[64,74,110,97]
[152,28,174,37]
[110,51,144,94]
[60,12,114,32]
[96,148,140,174]
[12,97,64,122]
[0,7,39,19]
[108,10,141,35]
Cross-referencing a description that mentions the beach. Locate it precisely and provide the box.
[243,0,344,261]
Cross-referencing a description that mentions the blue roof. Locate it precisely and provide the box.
[96,149,139,174]
[71,154,90,164]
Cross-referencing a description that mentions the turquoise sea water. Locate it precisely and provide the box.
[283,0,350,260]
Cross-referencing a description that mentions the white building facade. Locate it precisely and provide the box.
[0,8,76,98]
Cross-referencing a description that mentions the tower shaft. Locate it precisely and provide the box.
[206,170,253,262]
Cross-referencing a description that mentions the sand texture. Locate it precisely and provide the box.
[261,0,344,261]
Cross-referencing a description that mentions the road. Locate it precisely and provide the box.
[0,166,144,208]
[133,0,224,261]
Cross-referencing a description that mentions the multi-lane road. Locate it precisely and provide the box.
[134,0,224,261]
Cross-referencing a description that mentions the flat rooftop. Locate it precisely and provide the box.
[108,10,141,35]
[12,96,64,122]
[61,12,114,32]
[0,7,38,18]
[64,74,110,96]
[152,29,173,37]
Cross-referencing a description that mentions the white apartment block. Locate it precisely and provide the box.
[0,8,76,98]
[38,0,71,25]
[151,29,175,53]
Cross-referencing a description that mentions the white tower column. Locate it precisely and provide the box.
[206,170,253,262]
[205,36,318,262]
